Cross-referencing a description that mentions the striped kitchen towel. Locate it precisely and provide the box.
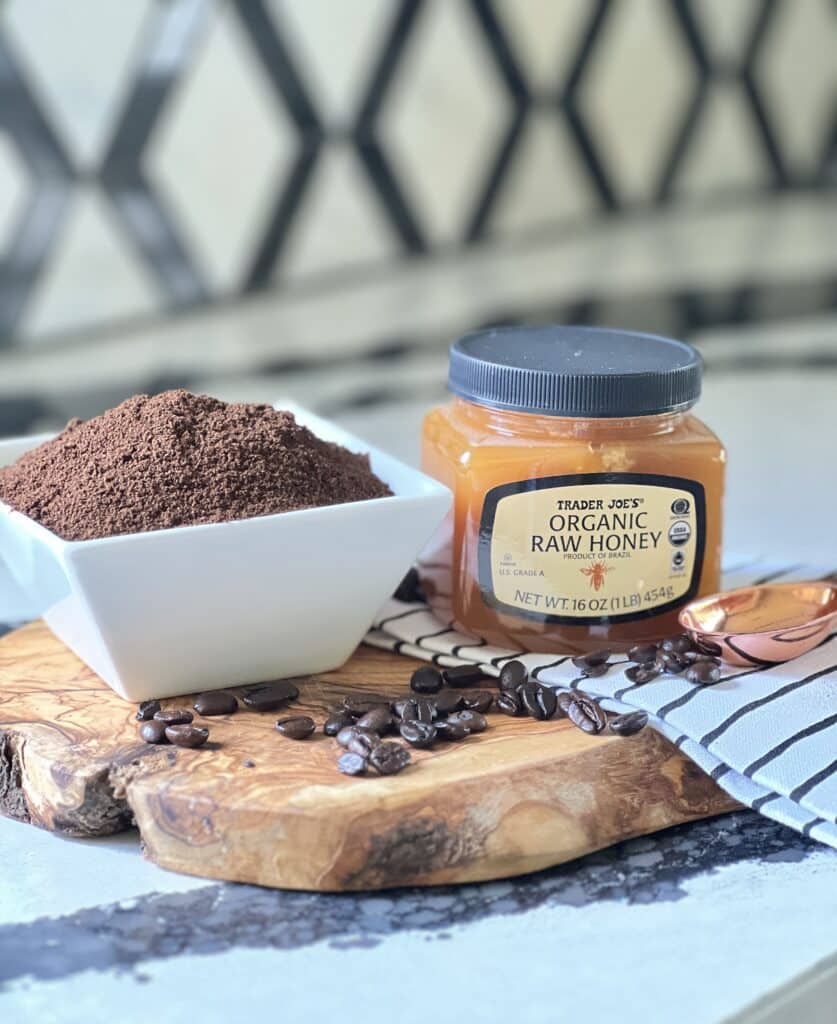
[366,559,837,849]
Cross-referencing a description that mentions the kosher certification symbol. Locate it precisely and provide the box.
[668,520,692,546]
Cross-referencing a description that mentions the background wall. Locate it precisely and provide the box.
[0,0,834,434]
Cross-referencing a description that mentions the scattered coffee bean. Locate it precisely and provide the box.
[442,665,485,687]
[435,719,470,741]
[659,651,690,675]
[496,691,523,716]
[342,695,392,718]
[461,691,493,714]
[448,709,487,733]
[355,707,394,734]
[369,742,411,775]
[393,567,424,603]
[628,644,658,665]
[686,661,722,685]
[154,708,193,725]
[165,724,209,748]
[410,666,443,694]
[193,690,237,716]
[661,635,694,655]
[499,660,528,692]
[556,691,575,715]
[392,698,415,720]
[566,696,607,735]
[139,720,168,744]
[337,751,368,776]
[608,711,648,737]
[275,715,316,739]
[243,680,299,711]
[323,709,354,736]
[347,730,382,758]
[414,699,437,723]
[336,724,374,748]
[433,690,463,716]
[572,650,611,671]
[135,699,161,721]
[689,653,722,666]
[399,720,437,748]
[626,662,662,684]
[520,682,557,720]
[694,637,723,657]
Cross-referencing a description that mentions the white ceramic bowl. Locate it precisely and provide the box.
[0,407,450,702]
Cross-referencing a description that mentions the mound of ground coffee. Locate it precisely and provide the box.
[0,390,391,541]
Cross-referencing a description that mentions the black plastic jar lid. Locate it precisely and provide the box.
[448,325,702,418]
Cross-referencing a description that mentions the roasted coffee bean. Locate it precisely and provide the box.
[628,644,658,665]
[520,682,557,720]
[433,690,463,716]
[608,711,648,737]
[498,660,528,692]
[341,695,392,718]
[336,725,380,750]
[659,651,690,675]
[136,699,161,721]
[393,567,424,603]
[686,660,722,685]
[441,665,485,687]
[154,708,193,725]
[410,666,443,694]
[337,751,368,776]
[397,698,434,723]
[165,724,209,748]
[566,696,607,735]
[392,698,415,720]
[242,680,300,711]
[414,699,436,723]
[139,720,168,744]
[625,663,662,684]
[461,691,493,714]
[348,730,382,758]
[193,690,238,716]
[688,653,722,666]
[556,691,575,715]
[661,635,694,655]
[572,650,611,670]
[369,742,411,775]
[355,707,394,734]
[323,709,354,736]
[435,719,470,741]
[275,715,316,739]
[496,691,523,716]
[399,720,437,748]
[448,709,487,733]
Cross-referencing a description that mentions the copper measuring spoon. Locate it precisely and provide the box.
[679,580,837,667]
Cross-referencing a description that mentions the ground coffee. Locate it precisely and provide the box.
[0,390,391,541]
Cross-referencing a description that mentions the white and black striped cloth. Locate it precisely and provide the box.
[366,560,837,849]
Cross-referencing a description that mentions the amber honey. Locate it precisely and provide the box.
[419,327,726,655]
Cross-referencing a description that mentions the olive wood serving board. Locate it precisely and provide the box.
[0,621,738,891]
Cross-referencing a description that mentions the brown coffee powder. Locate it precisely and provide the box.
[0,390,392,541]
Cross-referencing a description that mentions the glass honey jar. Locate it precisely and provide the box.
[420,326,726,655]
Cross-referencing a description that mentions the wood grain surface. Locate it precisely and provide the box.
[0,621,739,891]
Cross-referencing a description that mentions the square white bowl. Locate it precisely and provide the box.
[0,406,450,702]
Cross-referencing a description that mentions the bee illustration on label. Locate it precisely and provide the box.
[580,561,612,592]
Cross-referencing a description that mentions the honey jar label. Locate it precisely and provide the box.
[479,473,706,624]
